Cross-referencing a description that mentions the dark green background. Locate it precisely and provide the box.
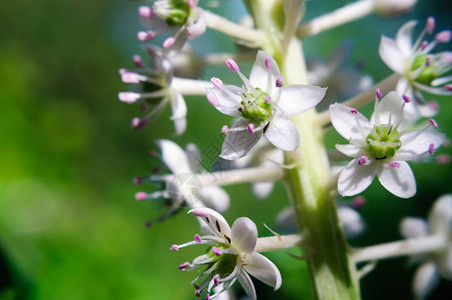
[0,0,451,299]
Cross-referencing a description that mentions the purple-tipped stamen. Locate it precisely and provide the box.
[376,88,382,100]
[226,58,240,72]
[187,0,196,8]
[435,30,451,43]
[221,125,229,135]
[133,55,144,68]
[211,247,222,256]
[427,17,435,35]
[191,209,209,217]
[170,244,179,251]
[402,95,411,103]
[426,54,432,66]
[265,96,271,102]
[137,30,156,42]
[135,192,148,200]
[389,162,401,168]
[179,262,189,270]
[121,72,141,84]
[194,234,202,243]
[211,77,224,90]
[133,177,142,185]
[118,92,140,103]
[195,289,202,297]
[265,56,272,70]
[138,6,154,19]
[204,294,210,300]
[420,41,428,51]
[214,275,220,286]
[350,109,358,114]
[130,117,149,130]
[276,76,284,87]
[163,37,175,49]
[247,123,255,135]
[444,84,452,91]
[429,118,438,129]
[207,92,220,107]
[437,155,451,164]
[428,143,435,155]
[357,156,367,166]
[352,196,366,209]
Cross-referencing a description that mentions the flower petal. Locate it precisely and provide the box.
[170,90,187,119]
[277,85,326,116]
[200,186,230,213]
[221,120,262,160]
[185,143,201,172]
[249,50,281,93]
[264,117,299,151]
[156,139,192,174]
[399,217,430,239]
[377,161,416,198]
[338,159,377,197]
[329,103,371,141]
[237,270,257,300]
[371,91,403,126]
[206,86,242,117]
[396,20,417,57]
[428,194,452,236]
[335,143,362,158]
[379,35,406,74]
[188,207,232,238]
[396,130,445,160]
[413,262,439,300]
[231,217,258,254]
[252,182,274,200]
[243,252,282,290]
[187,9,206,39]
[337,206,365,239]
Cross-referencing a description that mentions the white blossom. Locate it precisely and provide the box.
[400,194,452,300]
[171,207,282,300]
[379,17,452,119]
[207,50,326,160]
[330,91,445,198]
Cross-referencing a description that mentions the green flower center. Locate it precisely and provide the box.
[161,0,190,26]
[366,125,402,159]
[205,245,237,277]
[239,88,272,122]
[411,54,437,85]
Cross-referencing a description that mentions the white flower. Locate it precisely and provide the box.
[399,194,452,300]
[118,46,188,135]
[137,0,206,51]
[134,140,230,224]
[379,17,452,119]
[207,50,326,160]
[171,207,282,300]
[330,91,445,198]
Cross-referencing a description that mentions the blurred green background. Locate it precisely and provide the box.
[1,0,451,299]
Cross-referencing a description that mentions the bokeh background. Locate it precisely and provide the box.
[1,0,452,299]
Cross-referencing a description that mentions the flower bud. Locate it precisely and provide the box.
[374,0,417,17]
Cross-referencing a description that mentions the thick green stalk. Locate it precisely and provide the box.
[244,1,361,298]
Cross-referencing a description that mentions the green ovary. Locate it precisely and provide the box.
[240,88,272,122]
[366,125,401,159]
[164,0,190,26]
[411,54,438,85]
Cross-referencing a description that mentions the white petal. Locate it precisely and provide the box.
[231,217,258,254]
[337,206,365,239]
[376,161,416,198]
[188,207,231,238]
[243,252,282,290]
[397,130,445,159]
[264,117,299,151]
[221,121,262,160]
[206,86,242,117]
[187,9,206,39]
[396,20,417,57]
[237,270,257,300]
[413,262,439,300]
[396,77,409,96]
[428,194,452,236]
[277,85,326,116]
[371,91,403,126]
[399,217,430,239]
[329,103,371,141]
[249,50,281,93]
[200,186,230,212]
[252,182,274,200]
[335,143,362,158]
[170,90,187,119]
[157,140,192,174]
[174,117,186,136]
[185,143,201,172]
[379,35,406,74]
[338,159,377,197]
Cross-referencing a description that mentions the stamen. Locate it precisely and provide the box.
[352,196,366,209]
[145,221,152,228]
[118,92,140,103]
[376,88,382,100]
[425,54,432,66]
[444,84,452,91]
[265,96,271,102]
[350,109,358,114]
[195,289,202,297]
[187,0,196,8]
[358,156,367,166]
[210,77,224,90]
[135,192,148,200]
[204,294,210,300]
[435,30,451,43]
[276,76,284,87]
[179,262,189,270]
[428,143,435,155]
[427,101,438,110]
[211,247,222,256]
[437,154,451,164]
[130,117,149,130]
[170,244,179,251]
[420,41,428,51]
[137,30,156,42]
[214,275,220,285]
[133,55,144,68]
[247,123,255,135]
[429,118,438,129]
[138,6,155,18]
[427,17,435,35]
[389,162,400,168]
[265,56,272,70]
[206,92,220,107]
[191,209,210,217]
[221,125,229,135]
[133,177,142,185]
[225,58,240,72]
[194,234,202,243]
[121,72,142,84]
[402,95,411,103]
